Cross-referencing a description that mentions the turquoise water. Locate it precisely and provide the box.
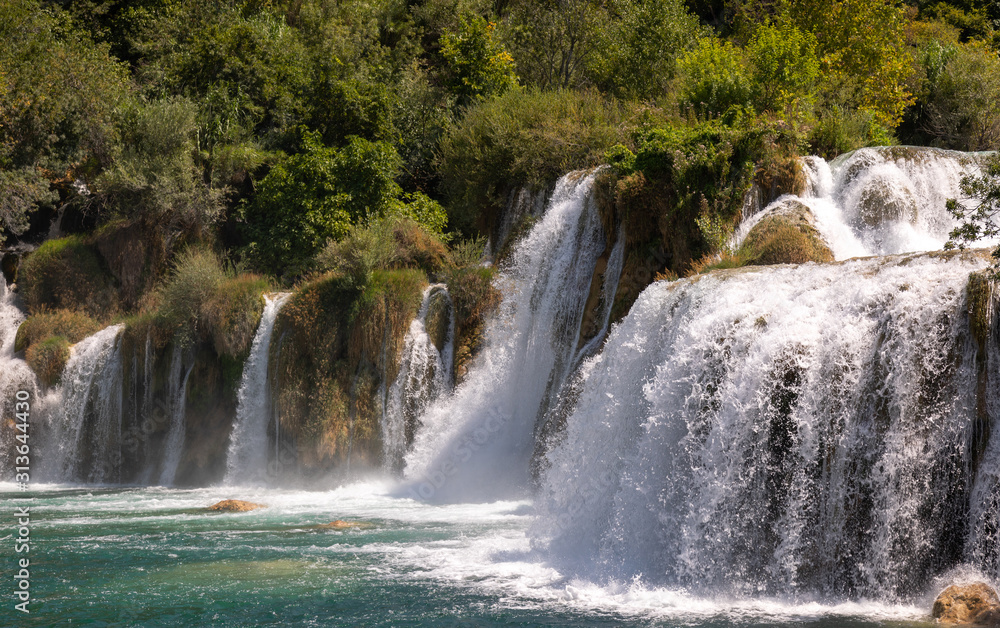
[2,482,935,627]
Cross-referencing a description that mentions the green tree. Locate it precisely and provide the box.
[440,14,518,105]
[242,133,444,276]
[502,0,604,90]
[747,20,820,114]
[790,0,914,128]
[946,153,1000,268]
[588,0,703,100]
[0,0,130,243]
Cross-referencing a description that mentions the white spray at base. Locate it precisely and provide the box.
[733,147,997,259]
[403,171,609,502]
[535,250,1000,599]
[224,292,291,485]
[382,284,454,473]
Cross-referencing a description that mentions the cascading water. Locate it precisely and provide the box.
[404,170,609,502]
[382,284,455,473]
[41,324,126,483]
[0,281,37,472]
[158,344,194,486]
[224,292,291,485]
[734,147,996,259]
[534,250,1000,599]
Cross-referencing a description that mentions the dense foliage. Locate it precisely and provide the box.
[4,0,1000,309]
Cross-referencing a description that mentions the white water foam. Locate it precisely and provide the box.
[536,250,998,599]
[733,147,996,259]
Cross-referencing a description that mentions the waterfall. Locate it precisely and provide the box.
[734,147,995,259]
[40,324,125,483]
[404,170,607,502]
[224,292,291,485]
[157,344,194,486]
[382,284,455,473]
[535,249,1000,599]
[0,282,38,472]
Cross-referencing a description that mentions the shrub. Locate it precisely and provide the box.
[14,309,101,353]
[96,97,225,231]
[747,20,820,115]
[438,88,625,234]
[26,336,71,387]
[440,14,518,105]
[675,37,752,117]
[315,216,449,282]
[242,133,442,277]
[918,41,1000,150]
[808,106,892,159]
[17,236,120,318]
[203,274,269,358]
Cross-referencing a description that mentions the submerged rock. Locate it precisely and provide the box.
[207,499,267,512]
[738,199,834,265]
[316,520,374,530]
[933,583,1000,625]
[852,174,919,227]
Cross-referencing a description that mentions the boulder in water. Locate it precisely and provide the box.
[933,583,1000,624]
[853,175,919,227]
[317,520,374,530]
[738,199,834,266]
[207,500,267,512]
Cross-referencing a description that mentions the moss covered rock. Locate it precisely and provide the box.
[17,235,119,318]
[15,309,101,353]
[738,200,834,266]
[25,336,70,387]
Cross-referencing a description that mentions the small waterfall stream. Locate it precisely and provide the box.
[224,292,292,485]
[44,324,125,483]
[158,344,194,486]
[0,281,37,472]
[382,284,455,473]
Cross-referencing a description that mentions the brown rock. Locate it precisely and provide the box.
[933,583,1000,624]
[207,500,267,512]
[974,607,1000,627]
[317,520,374,530]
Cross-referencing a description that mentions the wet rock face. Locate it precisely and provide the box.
[738,199,835,266]
[424,287,452,354]
[933,583,1000,625]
